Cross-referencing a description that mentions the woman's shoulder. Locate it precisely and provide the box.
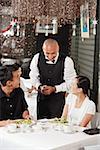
[85,97,96,114]
[68,93,77,98]
[85,96,95,107]
[66,93,77,102]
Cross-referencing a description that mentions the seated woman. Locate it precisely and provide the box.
[61,75,96,127]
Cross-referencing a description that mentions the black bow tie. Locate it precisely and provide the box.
[45,59,55,63]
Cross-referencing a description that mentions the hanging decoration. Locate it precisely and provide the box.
[1,0,97,33]
[72,24,76,36]
[16,24,20,36]
[35,16,58,36]
[1,17,19,37]
[80,2,89,38]
[90,18,97,35]
[92,18,97,35]
[52,18,58,34]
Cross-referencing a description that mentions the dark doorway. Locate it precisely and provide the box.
[36,24,72,57]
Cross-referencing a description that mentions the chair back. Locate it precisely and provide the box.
[91,112,100,128]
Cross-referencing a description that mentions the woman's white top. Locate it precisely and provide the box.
[65,94,96,127]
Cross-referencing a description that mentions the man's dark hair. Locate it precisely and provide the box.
[0,63,20,86]
[76,75,90,95]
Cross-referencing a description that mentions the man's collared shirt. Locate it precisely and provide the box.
[0,86,28,120]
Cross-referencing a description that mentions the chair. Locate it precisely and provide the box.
[84,113,100,150]
[91,112,100,128]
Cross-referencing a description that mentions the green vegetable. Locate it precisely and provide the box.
[15,119,32,125]
[50,117,68,124]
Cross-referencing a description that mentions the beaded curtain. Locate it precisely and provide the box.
[11,0,96,24]
[0,0,97,59]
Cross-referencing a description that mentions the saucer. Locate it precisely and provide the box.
[7,127,20,133]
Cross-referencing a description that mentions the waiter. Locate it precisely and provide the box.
[29,38,76,119]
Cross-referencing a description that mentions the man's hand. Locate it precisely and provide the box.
[0,120,14,127]
[22,110,30,119]
[40,85,56,95]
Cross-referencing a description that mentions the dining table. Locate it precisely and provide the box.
[0,119,100,150]
[1,78,99,150]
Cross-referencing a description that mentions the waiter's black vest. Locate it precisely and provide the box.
[37,52,66,118]
[38,52,65,87]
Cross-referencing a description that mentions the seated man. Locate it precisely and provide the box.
[0,64,29,123]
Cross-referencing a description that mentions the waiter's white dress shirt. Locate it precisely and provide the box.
[29,53,76,93]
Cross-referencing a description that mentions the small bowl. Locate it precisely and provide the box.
[7,124,17,133]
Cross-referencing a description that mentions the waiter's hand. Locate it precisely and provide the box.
[41,85,56,95]
[27,86,37,93]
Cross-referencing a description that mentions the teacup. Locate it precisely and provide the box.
[7,124,17,132]
[32,124,42,131]
[54,125,63,131]
[20,123,34,132]
[63,125,73,133]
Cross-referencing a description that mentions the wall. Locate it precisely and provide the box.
[71,0,99,107]
[71,25,95,89]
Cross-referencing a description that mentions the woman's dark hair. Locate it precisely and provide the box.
[0,63,20,86]
[76,75,90,95]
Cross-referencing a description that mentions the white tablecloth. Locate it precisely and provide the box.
[0,127,100,150]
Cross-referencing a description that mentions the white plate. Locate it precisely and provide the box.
[54,125,63,131]
[38,118,48,123]
[73,126,87,132]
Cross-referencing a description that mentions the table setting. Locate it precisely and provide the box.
[5,119,35,133]
[4,118,87,134]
